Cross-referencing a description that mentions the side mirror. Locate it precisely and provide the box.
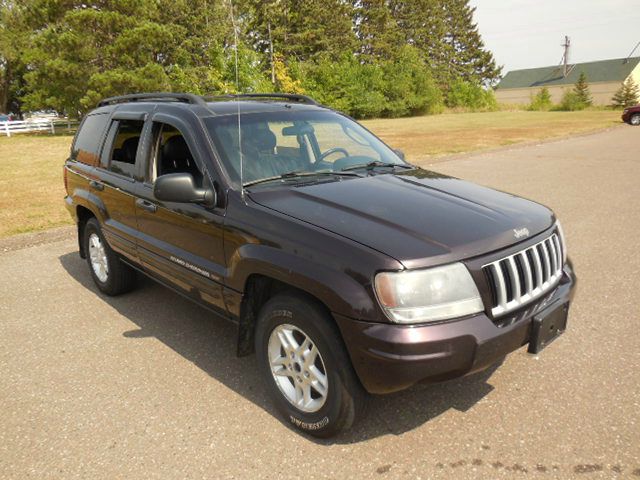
[393,149,406,161]
[154,173,216,207]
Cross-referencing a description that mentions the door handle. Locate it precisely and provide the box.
[89,180,104,191]
[136,198,157,213]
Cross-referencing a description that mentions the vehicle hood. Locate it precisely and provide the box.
[248,169,555,269]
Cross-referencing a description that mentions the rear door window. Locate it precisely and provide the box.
[71,113,110,166]
[104,120,145,178]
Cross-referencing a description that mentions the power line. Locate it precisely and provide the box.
[624,40,640,63]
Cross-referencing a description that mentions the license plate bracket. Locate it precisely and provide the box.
[528,302,569,354]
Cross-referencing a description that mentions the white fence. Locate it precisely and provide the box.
[0,119,79,137]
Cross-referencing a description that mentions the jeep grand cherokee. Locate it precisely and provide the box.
[63,92,576,437]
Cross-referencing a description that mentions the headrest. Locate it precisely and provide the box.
[253,129,276,152]
[163,135,191,161]
[121,136,139,163]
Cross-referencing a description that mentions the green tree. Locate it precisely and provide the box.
[572,72,592,106]
[446,79,497,110]
[529,87,553,111]
[19,0,265,115]
[611,77,640,108]
[380,45,443,116]
[241,0,357,64]
[8,0,505,119]
[300,53,387,118]
[558,90,586,111]
[0,1,29,114]
[355,0,404,60]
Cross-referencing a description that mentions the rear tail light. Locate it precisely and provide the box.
[63,165,68,193]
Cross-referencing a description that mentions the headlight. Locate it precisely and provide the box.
[374,262,484,324]
[556,220,567,264]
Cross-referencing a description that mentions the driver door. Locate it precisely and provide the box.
[134,114,227,315]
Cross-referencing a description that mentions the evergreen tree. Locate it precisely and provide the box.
[529,87,553,111]
[611,77,640,108]
[439,0,502,87]
[572,72,592,106]
[241,0,357,63]
[384,0,501,88]
[355,0,404,60]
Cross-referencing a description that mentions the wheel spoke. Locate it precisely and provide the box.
[298,336,311,354]
[309,365,328,395]
[302,383,312,407]
[277,328,299,351]
[304,344,319,368]
[294,383,305,406]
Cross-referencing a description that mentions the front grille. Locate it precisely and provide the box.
[483,233,563,317]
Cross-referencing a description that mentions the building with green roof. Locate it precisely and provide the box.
[495,56,640,105]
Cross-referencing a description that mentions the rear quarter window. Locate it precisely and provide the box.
[71,113,110,166]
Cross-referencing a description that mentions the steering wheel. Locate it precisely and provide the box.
[318,147,349,162]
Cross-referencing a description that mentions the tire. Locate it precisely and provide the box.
[255,293,366,437]
[83,218,136,296]
[630,114,640,126]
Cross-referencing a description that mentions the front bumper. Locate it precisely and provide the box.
[335,263,577,394]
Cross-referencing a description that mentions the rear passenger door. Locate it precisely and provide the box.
[134,113,227,315]
[94,113,148,261]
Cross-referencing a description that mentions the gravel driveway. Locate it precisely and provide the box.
[1,126,638,479]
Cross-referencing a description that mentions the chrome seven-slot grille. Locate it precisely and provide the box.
[483,233,564,317]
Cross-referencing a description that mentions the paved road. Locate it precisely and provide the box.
[1,127,638,479]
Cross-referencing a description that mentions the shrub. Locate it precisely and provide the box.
[379,45,444,117]
[558,90,587,111]
[446,80,497,111]
[529,87,553,111]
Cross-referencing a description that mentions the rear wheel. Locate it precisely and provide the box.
[255,293,366,437]
[630,114,640,126]
[83,218,136,296]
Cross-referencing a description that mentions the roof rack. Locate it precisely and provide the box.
[207,93,319,106]
[97,92,207,108]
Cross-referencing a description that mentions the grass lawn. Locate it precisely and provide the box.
[362,109,620,163]
[0,109,620,238]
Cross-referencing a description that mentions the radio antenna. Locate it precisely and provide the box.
[227,0,246,203]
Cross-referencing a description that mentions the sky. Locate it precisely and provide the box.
[470,0,640,73]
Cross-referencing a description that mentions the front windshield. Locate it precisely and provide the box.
[203,109,405,187]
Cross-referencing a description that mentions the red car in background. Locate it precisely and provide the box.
[622,105,640,125]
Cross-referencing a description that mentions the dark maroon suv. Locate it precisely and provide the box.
[622,105,640,125]
[64,93,576,437]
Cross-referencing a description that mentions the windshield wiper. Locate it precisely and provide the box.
[243,170,361,187]
[341,161,415,172]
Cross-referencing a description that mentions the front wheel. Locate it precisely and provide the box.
[255,293,366,437]
[630,114,640,126]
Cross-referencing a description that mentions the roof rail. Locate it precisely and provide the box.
[97,92,207,108]
[207,93,319,106]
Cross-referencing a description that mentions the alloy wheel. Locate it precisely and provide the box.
[88,233,109,283]
[267,324,329,413]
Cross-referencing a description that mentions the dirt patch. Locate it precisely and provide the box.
[0,225,74,253]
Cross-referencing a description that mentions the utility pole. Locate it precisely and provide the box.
[561,35,571,77]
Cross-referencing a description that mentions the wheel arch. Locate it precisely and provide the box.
[76,205,97,258]
[237,273,351,358]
